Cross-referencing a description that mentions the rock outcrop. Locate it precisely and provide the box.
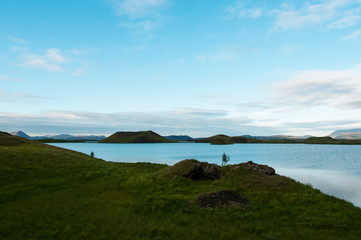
[184,162,221,180]
[197,190,249,208]
[241,161,275,175]
[229,161,275,175]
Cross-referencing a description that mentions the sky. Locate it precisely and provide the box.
[1,0,361,137]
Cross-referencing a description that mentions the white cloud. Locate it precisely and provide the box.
[17,48,66,72]
[0,109,271,137]
[271,0,361,30]
[18,56,64,72]
[0,75,22,82]
[69,48,99,56]
[231,63,361,136]
[328,14,361,29]
[119,19,157,31]
[46,48,66,62]
[239,8,262,18]
[224,2,262,20]
[344,29,361,39]
[108,0,166,18]
[195,54,208,62]
[270,66,361,108]
[10,46,29,53]
[195,53,235,62]
[71,70,85,76]
[137,20,153,31]
[174,108,228,117]
[0,90,45,102]
[107,0,167,33]
[6,35,27,45]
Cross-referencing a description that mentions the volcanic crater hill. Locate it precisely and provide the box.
[196,134,261,145]
[99,130,173,143]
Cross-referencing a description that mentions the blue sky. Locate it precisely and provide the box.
[1,0,361,137]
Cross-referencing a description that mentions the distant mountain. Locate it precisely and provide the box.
[163,135,194,141]
[330,129,361,139]
[100,130,172,143]
[10,131,32,139]
[242,135,310,140]
[48,134,106,141]
[10,131,105,141]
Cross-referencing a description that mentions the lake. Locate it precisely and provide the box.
[50,142,361,208]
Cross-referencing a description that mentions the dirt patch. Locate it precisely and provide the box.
[197,190,249,208]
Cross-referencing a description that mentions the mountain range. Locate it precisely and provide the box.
[9,128,361,142]
[10,131,106,141]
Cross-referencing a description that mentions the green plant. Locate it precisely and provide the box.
[222,152,230,166]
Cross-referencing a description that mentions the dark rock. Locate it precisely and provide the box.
[197,190,249,208]
[184,162,220,180]
[241,161,275,175]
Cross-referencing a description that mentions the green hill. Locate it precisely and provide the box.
[304,136,361,145]
[197,134,261,145]
[197,134,234,144]
[99,130,172,143]
[1,132,361,239]
[305,136,343,144]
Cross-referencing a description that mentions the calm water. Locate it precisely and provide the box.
[50,143,361,207]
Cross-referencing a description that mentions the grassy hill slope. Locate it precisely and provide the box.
[99,130,172,143]
[1,132,361,239]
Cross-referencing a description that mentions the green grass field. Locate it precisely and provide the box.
[1,133,361,239]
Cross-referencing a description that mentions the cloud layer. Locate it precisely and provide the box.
[0,108,270,137]
[270,66,361,108]
[271,0,361,30]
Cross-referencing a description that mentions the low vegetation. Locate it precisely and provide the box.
[1,132,361,239]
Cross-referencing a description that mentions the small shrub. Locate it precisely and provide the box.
[222,153,230,166]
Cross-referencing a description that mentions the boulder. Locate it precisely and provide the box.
[197,190,249,208]
[184,162,220,180]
